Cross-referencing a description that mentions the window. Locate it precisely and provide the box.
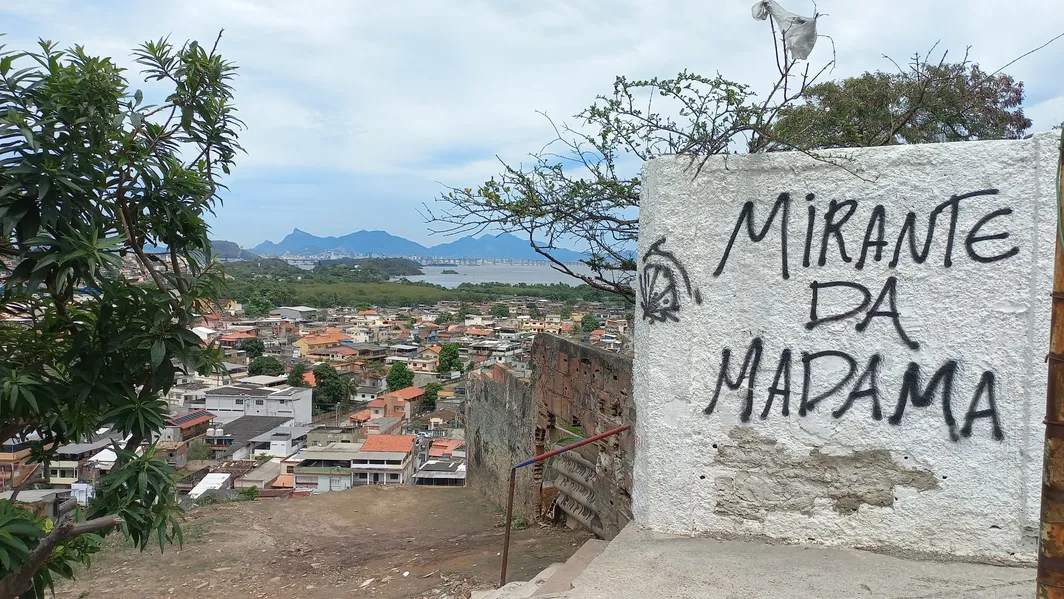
[235,398,243,405]
[255,399,264,406]
[357,472,367,478]
[386,460,401,465]
[278,399,286,405]
[388,473,399,480]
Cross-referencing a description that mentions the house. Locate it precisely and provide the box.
[363,417,402,436]
[428,437,465,458]
[307,427,361,447]
[354,386,383,402]
[0,436,45,491]
[240,375,289,388]
[308,345,360,362]
[351,435,418,485]
[202,385,313,425]
[415,323,439,341]
[412,458,466,486]
[245,425,313,458]
[234,458,282,489]
[349,343,388,363]
[368,387,424,420]
[204,416,294,459]
[292,443,365,493]
[409,356,438,373]
[217,330,257,349]
[465,328,495,338]
[293,329,352,356]
[271,306,319,321]
[388,344,420,359]
[348,409,373,426]
[49,432,124,487]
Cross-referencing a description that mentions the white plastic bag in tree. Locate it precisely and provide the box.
[751,0,817,60]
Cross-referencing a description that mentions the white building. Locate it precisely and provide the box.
[202,385,313,425]
[271,306,318,321]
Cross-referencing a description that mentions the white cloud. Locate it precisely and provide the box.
[2,0,1063,245]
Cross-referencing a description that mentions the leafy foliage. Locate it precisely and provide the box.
[421,382,443,412]
[767,56,1030,149]
[248,356,284,377]
[528,304,542,319]
[0,31,240,596]
[426,36,1031,301]
[286,362,309,387]
[186,439,212,461]
[581,313,601,333]
[312,363,350,410]
[386,362,414,392]
[240,337,265,359]
[490,303,510,318]
[437,344,462,374]
[435,311,454,325]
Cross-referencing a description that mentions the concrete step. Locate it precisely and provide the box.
[473,563,563,599]
[471,581,526,599]
[562,524,1036,599]
[533,539,609,596]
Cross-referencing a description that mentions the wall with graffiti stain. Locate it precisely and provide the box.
[632,132,1058,562]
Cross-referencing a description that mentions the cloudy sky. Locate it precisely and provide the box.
[3,1,1063,248]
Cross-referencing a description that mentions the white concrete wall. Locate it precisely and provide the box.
[633,133,1058,562]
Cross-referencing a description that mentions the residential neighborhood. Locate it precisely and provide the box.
[0,296,631,505]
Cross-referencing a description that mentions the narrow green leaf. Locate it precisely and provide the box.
[150,340,165,368]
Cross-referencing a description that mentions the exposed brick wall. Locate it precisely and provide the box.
[465,333,635,539]
[465,365,538,518]
[531,334,635,539]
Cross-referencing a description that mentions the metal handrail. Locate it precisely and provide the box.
[499,424,630,586]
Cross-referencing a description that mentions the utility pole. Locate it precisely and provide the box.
[1039,133,1064,599]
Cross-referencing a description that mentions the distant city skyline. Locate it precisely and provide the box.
[3,1,1062,247]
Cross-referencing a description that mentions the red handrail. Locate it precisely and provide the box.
[500,424,630,586]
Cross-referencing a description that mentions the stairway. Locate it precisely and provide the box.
[470,539,608,599]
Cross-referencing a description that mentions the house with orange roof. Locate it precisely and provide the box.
[293,329,352,356]
[352,434,418,485]
[466,328,494,338]
[217,329,256,349]
[428,438,465,458]
[367,387,425,420]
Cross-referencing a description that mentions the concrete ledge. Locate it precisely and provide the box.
[567,524,1035,598]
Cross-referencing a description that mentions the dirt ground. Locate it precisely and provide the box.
[55,486,592,599]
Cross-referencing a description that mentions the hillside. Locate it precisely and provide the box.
[59,486,590,599]
[250,229,586,261]
[212,239,259,260]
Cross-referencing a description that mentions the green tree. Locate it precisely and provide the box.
[240,337,266,359]
[387,362,414,391]
[248,356,285,376]
[0,33,240,596]
[422,382,443,412]
[581,314,602,332]
[243,293,273,317]
[528,304,543,319]
[427,35,1030,302]
[356,301,372,312]
[490,303,510,318]
[560,306,573,320]
[437,343,462,373]
[435,311,454,325]
[186,439,213,461]
[287,362,309,387]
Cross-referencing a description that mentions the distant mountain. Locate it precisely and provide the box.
[428,233,585,261]
[212,240,258,260]
[251,229,426,257]
[250,229,585,261]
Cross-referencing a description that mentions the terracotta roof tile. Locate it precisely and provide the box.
[360,434,416,454]
[384,387,424,401]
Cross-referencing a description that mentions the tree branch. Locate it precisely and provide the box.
[0,516,122,598]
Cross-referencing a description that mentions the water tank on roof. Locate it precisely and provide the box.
[207,428,216,437]
[215,428,224,437]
